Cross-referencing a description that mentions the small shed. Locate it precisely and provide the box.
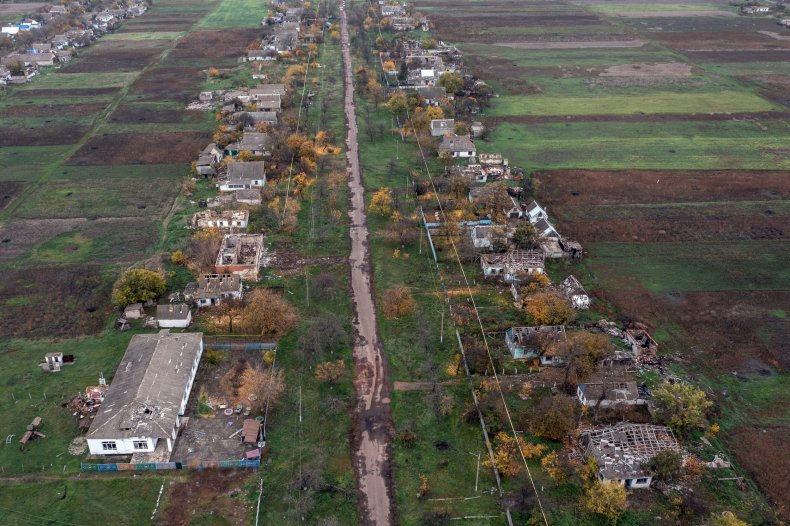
[123,303,145,320]
[242,419,261,444]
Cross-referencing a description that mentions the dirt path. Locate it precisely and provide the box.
[339,1,396,524]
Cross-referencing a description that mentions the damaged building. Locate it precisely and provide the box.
[215,234,266,280]
[190,210,249,230]
[579,423,681,489]
[86,330,203,458]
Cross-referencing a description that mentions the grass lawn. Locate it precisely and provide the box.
[19,71,140,90]
[487,90,778,116]
[197,0,268,29]
[489,120,790,170]
[586,241,790,293]
[103,31,186,41]
[0,478,165,526]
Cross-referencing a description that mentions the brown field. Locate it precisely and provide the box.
[493,39,643,49]
[0,181,26,211]
[170,29,262,60]
[159,471,253,526]
[0,2,45,17]
[60,46,165,73]
[14,87,121,98]
[728,426,790,516]
[0,265,112,337]
[0,124,88,146]
[109,103,207,124]
[616,10,735,18]
[0,218,84,263]
[685,50,790,62]
[0,102,106,117]
[128,66,205,101]
[67,131,207,165]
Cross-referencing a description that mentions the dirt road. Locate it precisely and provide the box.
[339,1,396,525]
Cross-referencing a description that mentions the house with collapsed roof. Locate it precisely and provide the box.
[430,118,455,137]
[215,234,266,280]
[481,249,544,281]
[558,275,590,309]
[577,380,645,408]
[218,161,266,192]
[190,210,249,229]
[470,224,508,250]
[86,331,203,457]
[414,85,447,105]
[505,325,566,362]
[578,423,681,488]
[187,274,243,308]
[625,329,658,357]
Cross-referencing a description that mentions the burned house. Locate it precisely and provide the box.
[505,325,566,362]
[215,234,266,280]
[190,210,249,230]
[481,249,545,282]
[578,423,681,488]
[189,274,243,308]
[86,331,203,457]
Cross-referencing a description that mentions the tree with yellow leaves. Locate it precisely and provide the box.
[708,512,749,526]
[369,187,393,216]
[315,359,346,384]
[426,106,444,120]
[292,172,314,197]
[525,291,575,325]
[541,451,566,484]
[485,432,545,478]
[382,285,416,319]
[382,60,396,71]
[582,481,627,525]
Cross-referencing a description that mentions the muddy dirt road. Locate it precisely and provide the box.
[339,1,396,525]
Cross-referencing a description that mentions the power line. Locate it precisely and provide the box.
[357,6,550,525]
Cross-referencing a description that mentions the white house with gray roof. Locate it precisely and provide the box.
[86,331,203,456]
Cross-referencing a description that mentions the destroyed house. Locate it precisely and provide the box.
[579,423,681,488]
[86,331,203,456]
[215,234,265,280]
[430,118,455,137]
[505,325,566,361]
[625,329,658,357]
[218,161,266,192]
[481,250,544,282]
[577,380,643,407]
[414,85,447,105]
[191,210,249,229]
[559,275,590,309]
[191,274,242,307]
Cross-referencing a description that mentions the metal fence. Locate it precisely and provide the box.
[80,459,259,472]
[203,336,277,351]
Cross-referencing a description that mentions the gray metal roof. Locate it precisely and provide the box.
[87,331,203,440]
[156,303,191,321]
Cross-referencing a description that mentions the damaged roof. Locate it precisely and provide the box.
[87,331,203,440]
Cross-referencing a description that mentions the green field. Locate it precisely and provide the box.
[197,0,268,29]
[488,91,778,116]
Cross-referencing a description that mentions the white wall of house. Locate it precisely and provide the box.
[157,312,192,329]
[87,436,156,456]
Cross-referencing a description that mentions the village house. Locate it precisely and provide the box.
[504,196,525,220]
[250,83,287,101]
[559,275,591,309]
[196,142,223,176]
[218,161,266,192]
[215,234,266,280]
[578,423,681,488]
[391,16,415,31]
[235,189,262,206]
[234,111,278,129]
[156,304,192,329]
[533,217,560,240]
[224,132,274,158]
[438,134,476,158]
[470,224,508,250]
[188,274,243,308]
[540,238,565,259]
[505,325,566,362]
[381,4,406,17]
[414,85,447,105]
[481,249,545,281]
[250,93,281,112]
[86,331,203,457]
[190,210,249,230]
[430,118,455,137]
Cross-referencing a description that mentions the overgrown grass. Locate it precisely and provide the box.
[197,0,268,29]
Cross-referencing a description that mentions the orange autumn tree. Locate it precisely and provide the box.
[382,285,416,319]
[485,432,546,478]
